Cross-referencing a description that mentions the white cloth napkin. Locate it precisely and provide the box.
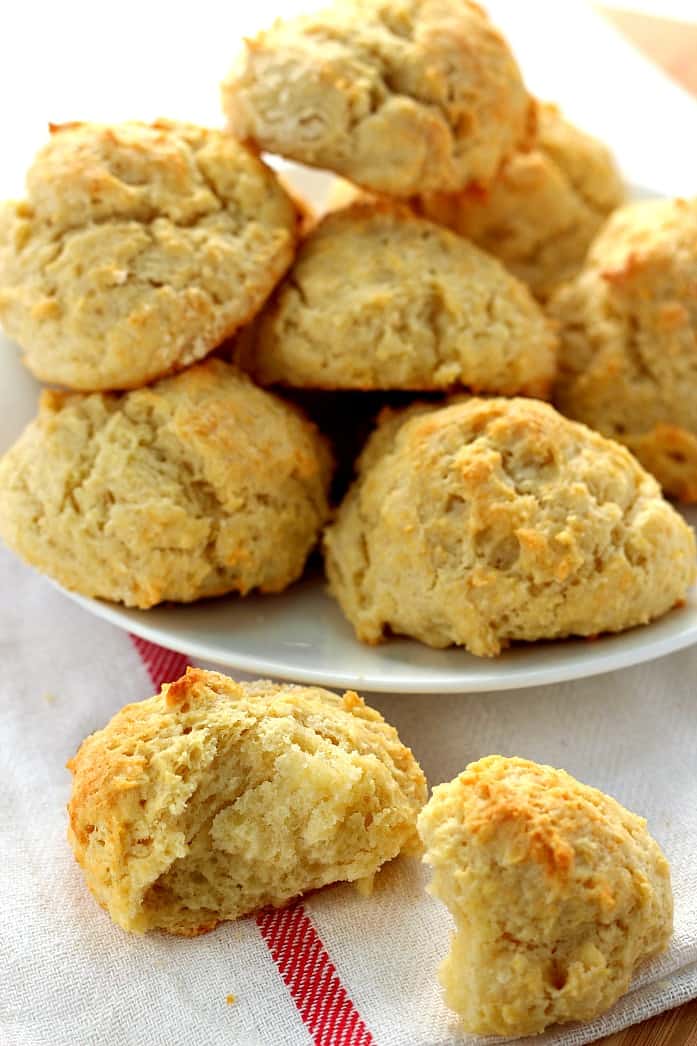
[2,543,696,1046]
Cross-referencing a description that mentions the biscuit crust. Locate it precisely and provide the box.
[222,0,532,196]
[67,668,427,935]
[238,204,556,394]
[551,197,697,501]
[0,360,331,607]
[417,755,673,1035]
[0,121,299,390]
[324,397,696,655]
[417,102,625,300]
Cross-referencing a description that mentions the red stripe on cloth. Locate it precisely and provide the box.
[130,634,190,691]
[257,904,375,1046]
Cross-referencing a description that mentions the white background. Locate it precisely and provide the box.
[1,0,696,199]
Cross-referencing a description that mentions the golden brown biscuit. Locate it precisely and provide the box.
[237,204,556,395]
[417,755,673,1035]
[324,396,695,655]
[0,359,331,607]
[0,121,299,390]
[417,102,625,300]
[551,197,697,501]
[67,667,427,935]
[222,0,533,197]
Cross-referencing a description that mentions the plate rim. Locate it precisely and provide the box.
[64,585,697,694]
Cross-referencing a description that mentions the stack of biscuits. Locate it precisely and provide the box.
[0,0,695,657]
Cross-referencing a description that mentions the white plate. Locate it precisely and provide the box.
[2,173,696,692]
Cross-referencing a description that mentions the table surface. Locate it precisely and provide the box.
[595,11,697,1043]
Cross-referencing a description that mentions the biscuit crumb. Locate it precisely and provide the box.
[352,873,375,898]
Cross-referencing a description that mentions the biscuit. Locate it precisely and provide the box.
[0,120,299,390]
[221,0,533,197]
[0,359,331,607]
[417,102,625,300]
[323,396,696,656]
[67,667,427,935]
[551,197,697,501]
[417,755,673,1035]
[236,204,556,395]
